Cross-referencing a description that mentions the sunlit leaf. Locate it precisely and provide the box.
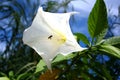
[99,44,120,58]
[35,60,47,73]
[52,53,76,64]
[103,36,120,45]
[0,77,10,80]
[52,54,66,63]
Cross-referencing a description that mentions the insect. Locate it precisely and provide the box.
[48,35,53,39]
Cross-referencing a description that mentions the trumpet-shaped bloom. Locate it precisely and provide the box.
[23,7,85,70]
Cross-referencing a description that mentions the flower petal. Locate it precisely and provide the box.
[58,40,86,55]
[22,7,85,70]
[22,18,60,70]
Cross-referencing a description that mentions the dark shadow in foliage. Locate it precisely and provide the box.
[0,0,40,74]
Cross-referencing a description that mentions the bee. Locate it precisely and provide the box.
[48,35,53,39]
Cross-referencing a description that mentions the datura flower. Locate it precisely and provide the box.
[23,7,85,70]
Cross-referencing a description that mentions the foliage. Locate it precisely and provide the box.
[0,0,120,80]
[88,0,108,44]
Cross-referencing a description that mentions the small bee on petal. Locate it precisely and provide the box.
[48,35,53,39]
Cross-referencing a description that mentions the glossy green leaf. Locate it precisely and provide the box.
[74,33,90,46]
[99,45,120,58]
[103,36,120,45]
[88,0,108,39]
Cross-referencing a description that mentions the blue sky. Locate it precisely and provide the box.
[72,0,120,15]
[69,0,120,36]
[0,0,120,52]
[40,0,120,16]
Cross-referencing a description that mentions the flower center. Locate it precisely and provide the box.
[48,31,67,44]
[56,33,66,44]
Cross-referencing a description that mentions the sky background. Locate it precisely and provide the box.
[0,0,120,51]
[70,0,120,36]
[72,0,120,15]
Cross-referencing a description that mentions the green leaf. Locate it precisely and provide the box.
[88,0,108,39]
[103,36,120,45]
[52,53,76,63]
[35,59,46,73]
[52,54,66,63]
[99,44,120,58]
[101,65,112,80]
[0,77,10,80]
[96,28,107,44]
[9,71,14,77]
[16,62,35,75]
[74,33,90,46]
[0,72,7,76]
[16,73,32,80]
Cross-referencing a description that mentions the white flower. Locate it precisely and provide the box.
[23,7,85,70]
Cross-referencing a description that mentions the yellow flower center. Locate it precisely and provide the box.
[48,30,67,45]
[56,32,66,44]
